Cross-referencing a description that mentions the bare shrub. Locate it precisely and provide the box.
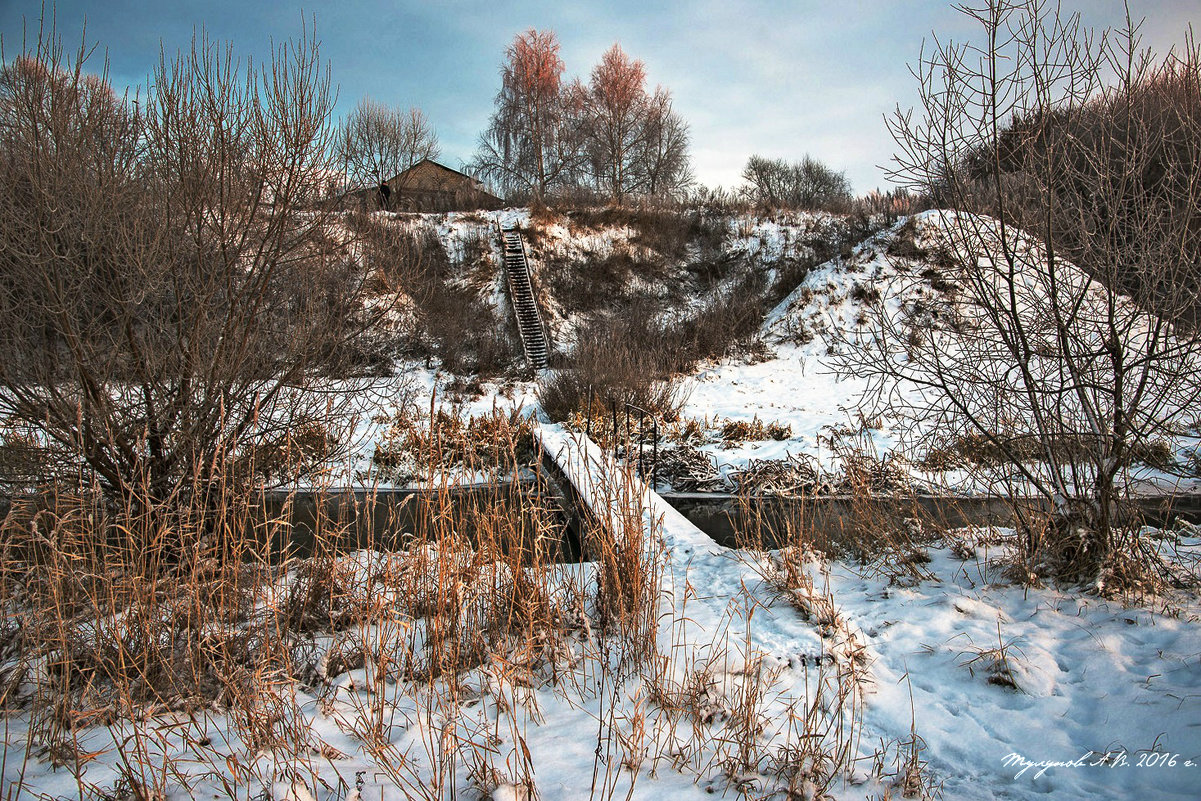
[538,312,687,421]
[661,270,771,369]
[846,2,1201,583]
[425,285,521,375]
[350,214,521,375]
[0,25,387,512]
[742,154,853,212]
[567,204,727,258]
[540,242,663,315]
[681,184,753,215]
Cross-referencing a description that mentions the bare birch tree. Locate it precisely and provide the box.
[471,29,584,201]
[472,33,692,204]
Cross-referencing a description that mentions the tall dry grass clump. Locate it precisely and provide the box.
[539,313,688,422]
[0,395,679,798]
[579,456,665,671]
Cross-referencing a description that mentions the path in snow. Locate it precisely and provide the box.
[537,424,1201,799]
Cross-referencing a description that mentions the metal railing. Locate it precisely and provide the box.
[583,385,659,486]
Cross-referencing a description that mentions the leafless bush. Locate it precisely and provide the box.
[425,286,521,375]
[742,154,853,212]
[680,185,754,215]
[543,244,653,314]
[845,2,1201,583]
[350,214,521,375]
[538,313,688,421]
[662,271,770,368]
[352,212,449,295]
[852,187,930,223]
[0,23,389,513]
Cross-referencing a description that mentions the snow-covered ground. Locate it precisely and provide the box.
[5,425,1199,799]
[9,209,1199,799]
[278,208,1201,505]
[677,212,1201,496]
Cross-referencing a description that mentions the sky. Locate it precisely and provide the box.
[0,0,1195,194]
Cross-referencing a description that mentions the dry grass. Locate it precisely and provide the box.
[725,449,939,588]
[921,431,1177,472]
[725,522,872,796]
[0,405,678,799]
[729,473,946,799]
[720,416,793,444]
[954,621,1024,692]
[0,400,929,799]
[371,403,537,483]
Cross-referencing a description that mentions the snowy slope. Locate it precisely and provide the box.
[679,211,1201,494]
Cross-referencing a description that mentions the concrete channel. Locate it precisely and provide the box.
[7,480,1199,558]
[661,491,1201,549]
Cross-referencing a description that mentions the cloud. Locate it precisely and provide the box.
[4,0,1196,194]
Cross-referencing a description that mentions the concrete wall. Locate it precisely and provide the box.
[660,492,1201,549]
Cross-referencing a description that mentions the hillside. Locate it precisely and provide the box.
[335,208,1201,497]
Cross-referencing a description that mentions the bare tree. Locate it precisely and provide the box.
[579,44,649,205]
[471,33,692,204]
[471,29,584,201]
[340,98,439,191]
[0,23,388,516]
[842,1,1201,581]
[639,86,694,199]
[741,154,852,210]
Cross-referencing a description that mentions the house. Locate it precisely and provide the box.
[382,159,503,212]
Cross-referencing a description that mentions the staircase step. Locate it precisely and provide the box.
[498,225,550,372]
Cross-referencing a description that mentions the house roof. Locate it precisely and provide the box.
[382,159,503,206]
[387,158,482,187]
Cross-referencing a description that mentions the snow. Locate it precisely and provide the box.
[670,212,1201,498]
[5,209,1201,799]
[9,418,1199,798]
[7,529,1199,798]
[837,531,1201,799]
[677,219,918,484]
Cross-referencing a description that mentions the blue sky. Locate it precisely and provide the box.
[1,1,1195,193]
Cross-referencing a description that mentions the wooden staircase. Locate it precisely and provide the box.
[499,222,550,371]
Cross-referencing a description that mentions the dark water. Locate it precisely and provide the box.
[262,486,1201,558]
[258,481,583,561]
